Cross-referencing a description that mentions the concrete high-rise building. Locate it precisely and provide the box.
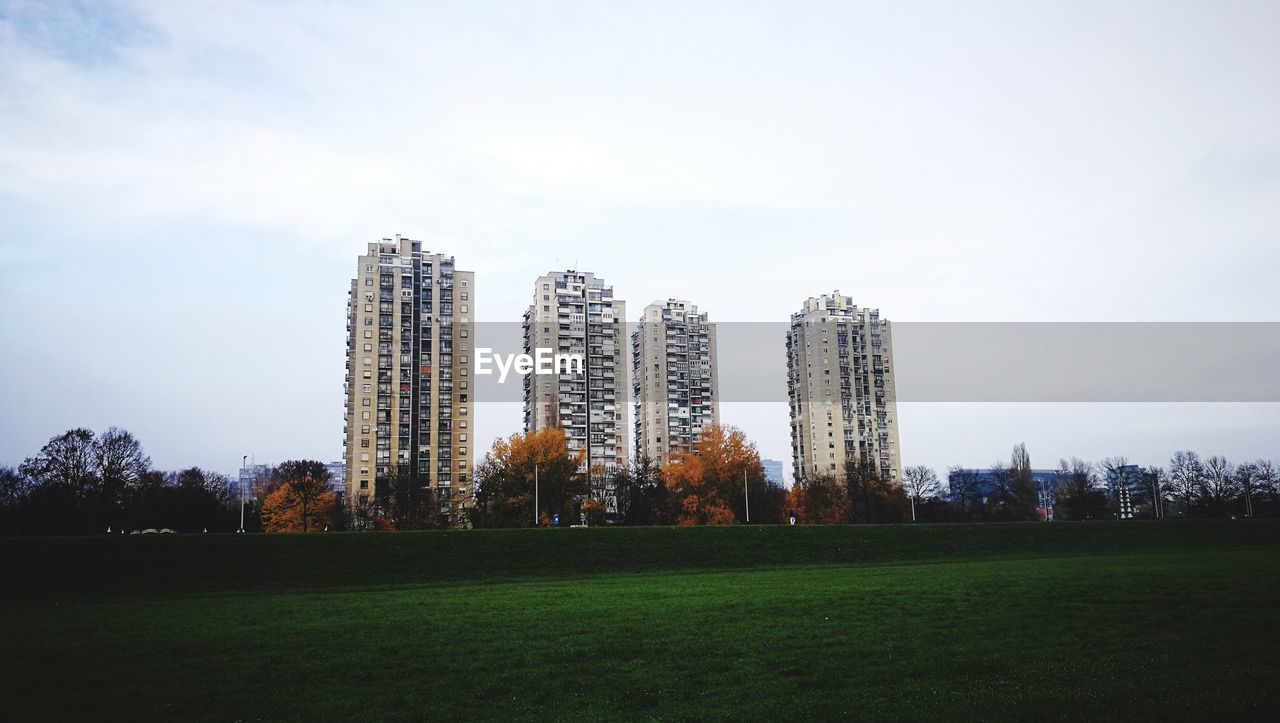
[343,236,475,526]
[631,299,719,465]
[523,270,628,471]
[786,292,902,484]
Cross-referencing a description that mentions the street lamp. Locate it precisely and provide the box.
[238,454,248,533]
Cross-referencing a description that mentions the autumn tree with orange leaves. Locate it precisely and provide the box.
[471,427,586,527]
[661,425,786,524]
[261,473,336,532]
[787,474,849,524]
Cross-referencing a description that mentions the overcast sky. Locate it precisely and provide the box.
[2,0,1278,478]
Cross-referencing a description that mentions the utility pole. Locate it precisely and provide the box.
[238,454,248,533]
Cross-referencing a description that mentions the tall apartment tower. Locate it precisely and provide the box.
[343,236,476,526]
[786,291,902,484]
[631,299,720,465]
[523,271,628,471]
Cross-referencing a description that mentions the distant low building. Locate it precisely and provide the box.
[762,459,786,488]
[946,468,1061,502]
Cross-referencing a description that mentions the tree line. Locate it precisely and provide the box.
[0,427,356,535]
[5,427,1276,535]
[469,424,908,527]
[914,445,1279,523]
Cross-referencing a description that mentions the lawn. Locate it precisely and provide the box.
[2,522,1278,720]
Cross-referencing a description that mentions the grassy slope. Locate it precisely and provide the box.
[2,522,1279,720]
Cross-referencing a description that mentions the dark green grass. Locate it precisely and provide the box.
[3,522,1278,720]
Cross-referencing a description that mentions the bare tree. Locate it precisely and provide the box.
[19,428,100,532]
[1167,450,1204,516]
[1099,456,1141,515]
[94,427,151,526]
[947,467,982,520]
[94,427,151,488]
[1254,459,1278,505]
[1234,462,1258,518]
[1053,457,1105,520]
[988,461,1017,519]
[902,465,941,522]
[1201,455,1238,517]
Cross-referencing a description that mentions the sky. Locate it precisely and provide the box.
[1,0,1278,479]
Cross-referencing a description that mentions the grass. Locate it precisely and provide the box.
[2,521,1278,720]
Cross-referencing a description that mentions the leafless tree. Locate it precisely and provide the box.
[947,466,982,520]
[1234,462,1259,518]
[1167,450,1204,515]
[1053,457,1105,520]
[1201,455,1238,516]
[902,465,941,522]
[19,428,99,531]
[94,427,151,523]
[1254,459,1278,504]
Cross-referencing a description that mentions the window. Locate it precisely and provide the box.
[362,357,372,366]
[362,398,371,407]
[365,277,372,286]
[360,467,369,476]
[460,329,468,338]
[362,383,371,392]
[364,343,372,352]
[361,411,371,420]
[364,318,372,325]
[460,381,468,389]
[362,370,371,379]
[366,264,373,272]
[459,447,467,456]
[360,453,369,461]
[459,433,467,442]
[460,420,467,428]
[461,280,468,288]
[361,425,370,433]
[460,292,469,301]
[364,330,372,339]
[360,480,369,489]
[361,439,369,448]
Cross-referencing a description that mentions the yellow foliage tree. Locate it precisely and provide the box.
[473,427,586,527]
[662,425,766,525]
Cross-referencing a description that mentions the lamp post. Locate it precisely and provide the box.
[238,454,248,533]
[534,461,539,527]
[743,468,750,523]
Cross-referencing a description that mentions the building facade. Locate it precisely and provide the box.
[631,299,719,465]
[343,236,475,526]
[762,459,786,488]
[786,291,902,484]
[523,270,628,471]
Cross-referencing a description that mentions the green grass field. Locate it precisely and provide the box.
[3,522,1278,720]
